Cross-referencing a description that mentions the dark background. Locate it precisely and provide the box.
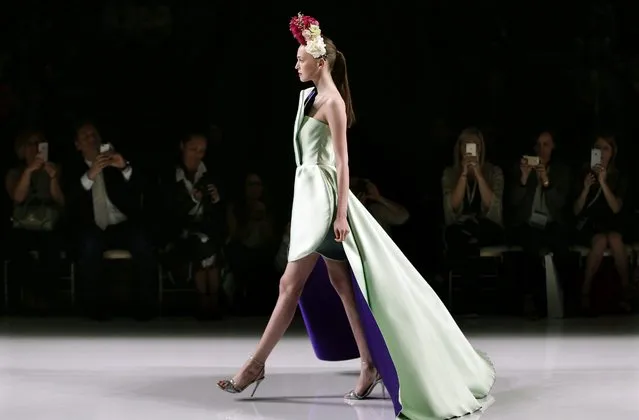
[1,0,639,253]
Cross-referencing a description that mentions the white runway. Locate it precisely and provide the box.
[1,315,638,420]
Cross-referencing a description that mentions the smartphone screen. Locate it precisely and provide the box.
[590,148,602,168]
[38,142,49,161]
[99,143,112,153]
[465,143,477,157]
[524,155,540,166]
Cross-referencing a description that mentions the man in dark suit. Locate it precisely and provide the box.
[64,121,156,320]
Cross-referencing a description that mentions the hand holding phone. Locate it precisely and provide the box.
[584,172,596,190]
[207,184,221,204]
[87,154,112,180]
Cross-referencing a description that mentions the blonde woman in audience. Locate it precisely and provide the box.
[441,127,504,313]
[442,127,504,254]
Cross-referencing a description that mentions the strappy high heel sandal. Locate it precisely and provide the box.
[217,355,266,398]
[344,362,385,400]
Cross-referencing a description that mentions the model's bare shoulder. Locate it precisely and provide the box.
[324,95,347,131]
[325,94,346,113]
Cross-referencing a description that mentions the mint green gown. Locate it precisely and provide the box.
[290,87,495,419]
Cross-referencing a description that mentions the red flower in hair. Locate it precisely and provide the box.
[289,12,319,45]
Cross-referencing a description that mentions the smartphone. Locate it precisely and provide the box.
[99,143,112,154]
[590,148,602,168]
[523,155,540,166]
[465,143,477,157]
[37,142,49,161]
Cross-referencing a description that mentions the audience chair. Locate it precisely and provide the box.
[447,245,521,313]
[3,250,75,312]
[158,260,195,315]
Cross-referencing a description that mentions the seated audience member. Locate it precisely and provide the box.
[4,129,64,312]
[509,131,572,317]
[573,134,632,313]
[64,121,156,320]
[442,128,504,313]
[226,172,277,313]
[159,133,226,320]
[442,127,504,256]
[351,177,409,236]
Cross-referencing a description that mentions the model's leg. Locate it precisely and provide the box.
[219,253,318,390]
[324,258,379,396]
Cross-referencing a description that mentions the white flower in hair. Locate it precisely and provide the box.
[303,24,322,40]
[305,36,327,58]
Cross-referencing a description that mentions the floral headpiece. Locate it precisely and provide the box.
[289,12,327,59]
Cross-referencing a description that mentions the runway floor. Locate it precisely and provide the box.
[1,315,638,420]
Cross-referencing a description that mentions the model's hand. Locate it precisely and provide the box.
[334,216,350,242]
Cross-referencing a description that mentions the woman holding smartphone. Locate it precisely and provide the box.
[442,127,504,257]
[5,129,65,313]
[573,134,632,313]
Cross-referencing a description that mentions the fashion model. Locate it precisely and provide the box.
[218,13,495,419]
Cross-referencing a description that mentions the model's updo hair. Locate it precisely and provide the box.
[323,37,355,128]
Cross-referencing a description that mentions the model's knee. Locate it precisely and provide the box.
[279,274,304,299]
[326,263,352,297]
[329,274,351,297]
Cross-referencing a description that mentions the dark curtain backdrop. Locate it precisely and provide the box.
[2,0,639,244]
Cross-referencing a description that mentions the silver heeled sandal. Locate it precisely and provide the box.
[344,362,385,400]
[217,355,266,398]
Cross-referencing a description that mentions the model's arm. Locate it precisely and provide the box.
[326,97,349,221]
